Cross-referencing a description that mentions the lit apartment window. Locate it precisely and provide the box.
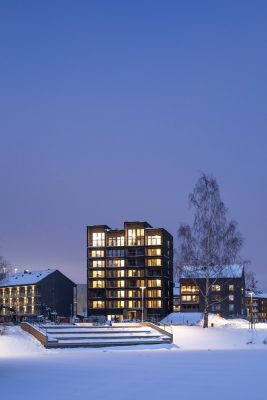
[107,290,125,298]
[107,300,125,308]
[92,232,105,247]
[127,279,145,288]
[147,258,162,267]
[211,285,221,292]
[229,284,234,291]
[229,294,234,301]
[147,248,161,256]
[91,280,105,288]
[92,260,105,268]
[181,295,199,302]
[107,270,125,278]
[127,229,144,246]
[91,250,104,257]
[128,300,141,308]
[108,236,125,247]
[128,290,141,298]
[181,285,199,293]
[91,300,105,309]
[127,269,143,277]
[147,235,161,246]
[106,280,125,288]
[147,300,162,308]
[92,271,105,278]
[147,279,161,287]
[107,259,125,267]
[147,290,161,298]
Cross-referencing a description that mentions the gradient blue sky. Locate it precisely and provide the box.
[0,1,266,288]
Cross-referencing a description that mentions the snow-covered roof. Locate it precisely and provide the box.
[0,269,56,287]
[246,292,267,299]
[180,264,244,279]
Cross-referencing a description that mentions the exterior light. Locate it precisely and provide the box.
[140,286,146,323]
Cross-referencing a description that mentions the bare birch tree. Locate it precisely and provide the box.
[177,174,243,328]
[0,256,11,281]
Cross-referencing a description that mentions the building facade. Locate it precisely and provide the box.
[0,269,76,320]
[87,221,173,321]
[246,292,267,323]
[179,265,246,318]
[73,284,88,317]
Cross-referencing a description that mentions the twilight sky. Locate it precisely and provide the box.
[0,1,267,289]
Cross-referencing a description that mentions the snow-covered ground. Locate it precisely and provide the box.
[1,320,267,400]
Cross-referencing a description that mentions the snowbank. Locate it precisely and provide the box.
[1,324,267,400]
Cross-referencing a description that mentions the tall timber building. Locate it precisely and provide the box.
[87,222,173,321]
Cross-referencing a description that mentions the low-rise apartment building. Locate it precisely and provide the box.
[0,269,75,319]
[179,265,246,318]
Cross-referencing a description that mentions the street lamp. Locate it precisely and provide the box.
[248,291,254,329]
[140,286,146,323]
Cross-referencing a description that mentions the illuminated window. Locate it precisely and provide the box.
[92,232,105,247]
[107,290,125,298]
[127,269,144,277]
[147,235,161,246]
[92,260,105,268]
[92,271,105,278]
[147,258,162,267]
[128,279,145,288]
[90,280,105,288]
[107,300,125,308]
[107,270,125,278]
[147,248,161,256]
[181,295,199,302]
[128,290,141,298]
[147,300,162,308]
[181,285,199,293]
[127,229,144,246]
[229,284,234,291]
[91,300,105,309]
[108,236,125,247]
[107,280,125,288]
[107,259,125,267]
[91,250,104,257]
[147,279,161,287]
[147,290,161,298]
[211,285,221,292]
[128,300,141,308]
[229,294,234,301]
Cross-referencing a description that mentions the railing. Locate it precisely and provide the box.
[142,321,173,342]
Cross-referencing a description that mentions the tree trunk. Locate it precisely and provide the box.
[203,306,209,328]
[203,274,209,328]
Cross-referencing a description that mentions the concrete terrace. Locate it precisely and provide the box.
[21,322,173,348]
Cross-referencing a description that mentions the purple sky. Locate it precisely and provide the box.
[0,1,267,289]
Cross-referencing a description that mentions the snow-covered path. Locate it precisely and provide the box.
[1,324,267,400]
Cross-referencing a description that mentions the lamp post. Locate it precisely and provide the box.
[248,291,254,329]
[140,286,146,323]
